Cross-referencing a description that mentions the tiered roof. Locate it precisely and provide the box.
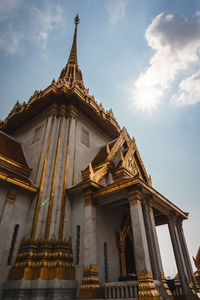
[0,131,37,192]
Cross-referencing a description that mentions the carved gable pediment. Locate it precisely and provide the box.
[82,127,151,187]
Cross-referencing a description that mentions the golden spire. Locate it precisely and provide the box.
[67,14,79,65]
[58,14,84,87]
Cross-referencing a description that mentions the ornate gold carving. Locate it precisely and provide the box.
[79,265,101,299]
[137,272,161,298]
[8,238,75,281]
[127,187,142,206]
[45,117,63,240]
[31,116,55,240]
[107,127,129,161]
[88,162,110,183]
[58,116,72,240]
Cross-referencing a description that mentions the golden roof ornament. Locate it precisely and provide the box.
[58,14,83,87]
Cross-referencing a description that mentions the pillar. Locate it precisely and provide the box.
[79,188,101,299]
[168,214,196,299]
[127,187,161,299]
[176,218,194,282]
[143,197,173,299]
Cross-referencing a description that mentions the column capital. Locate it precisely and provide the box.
[145,194,154,213]
[168,212,178,227]
[127,186,142,206]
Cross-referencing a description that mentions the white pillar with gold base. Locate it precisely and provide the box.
[79,188,100,299]
[127,187,161,299]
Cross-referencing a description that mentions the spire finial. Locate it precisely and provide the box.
[58,14,84,87]
[74,14,80,25]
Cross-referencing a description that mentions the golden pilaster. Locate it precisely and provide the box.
[79,265,101,299]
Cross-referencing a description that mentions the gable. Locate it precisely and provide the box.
[82,127,151,187]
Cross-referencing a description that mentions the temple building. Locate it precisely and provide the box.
[193,248,200,283]
[0,15,199,300]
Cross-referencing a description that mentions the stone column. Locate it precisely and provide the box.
[176,218,194,282]
[143,196,173,299]
[127,187,161,299]
[168,214,195,298]
[79,188,100,299]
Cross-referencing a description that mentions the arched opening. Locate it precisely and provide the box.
[118,216,137,280]
[125,234,136,275]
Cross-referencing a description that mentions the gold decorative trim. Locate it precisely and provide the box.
[79,265,101,299]
[45,117,63,240]
[0,173,37,193]
[8,238,75,281]
[30,116,54,240]
[0,154,31,177]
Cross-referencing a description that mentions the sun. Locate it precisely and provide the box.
[133,86,161,112]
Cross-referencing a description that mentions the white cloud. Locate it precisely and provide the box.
[133,12,200,108]
[0,1,64,55]
[0,25,23,55]
[0,0,21,21]
[29,3,64,50]
[106,0,128,25]
[171,69,200,106]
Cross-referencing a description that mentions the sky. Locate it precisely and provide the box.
[0,0,200,278]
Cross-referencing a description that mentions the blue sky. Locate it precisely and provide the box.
[0,0,200,277]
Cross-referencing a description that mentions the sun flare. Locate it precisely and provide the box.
[133,86,161,112]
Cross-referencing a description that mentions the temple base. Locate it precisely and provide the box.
[3,279,77,300]
[138,272,161,299]
[79,265,101,299]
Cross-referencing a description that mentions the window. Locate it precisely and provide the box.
[104,242,108,282]
[81,128,89,147]
[75,225,80,264]
[7,224,19,265]
[32,126,42,143]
